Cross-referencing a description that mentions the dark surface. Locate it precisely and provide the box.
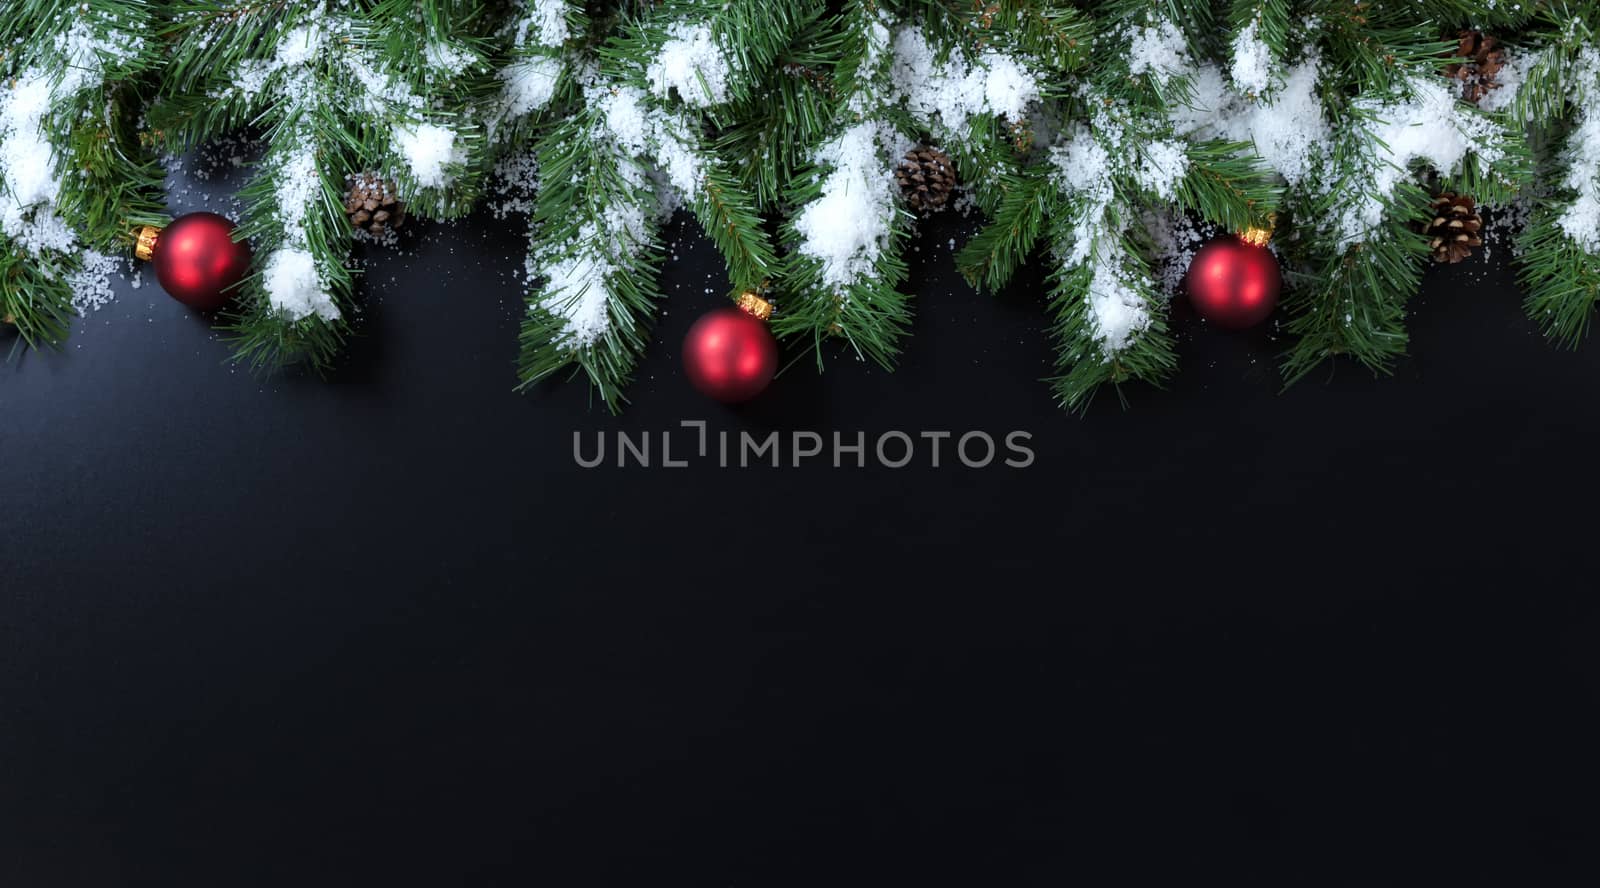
[4,184,1600,884]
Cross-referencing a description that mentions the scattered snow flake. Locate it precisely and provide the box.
[490,149,540,219]
[68,251,119,314]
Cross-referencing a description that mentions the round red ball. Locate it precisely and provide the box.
[152,212,251,311]
[1186,236,1281,329]
[682,306,778,403]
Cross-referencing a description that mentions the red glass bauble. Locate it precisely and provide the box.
[151,212,251,311]
[1185,236,1281,329]
[682,306,778,403]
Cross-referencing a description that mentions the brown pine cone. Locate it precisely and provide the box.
[343,171,406,237]
[895,146,957,214]
[1425,192,1484,264]
[1444,30,1506,104]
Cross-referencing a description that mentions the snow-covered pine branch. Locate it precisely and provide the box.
[1515,38,1600,346]
[0,2,161,341]
[1038,117,1182,409]
[776,6,913,368]
[158,2,493,371]
[518,83,665,411]
[884,23,1041,196]
[488,0,580,142]
[781,4,1047,367]
[627,7,778,290]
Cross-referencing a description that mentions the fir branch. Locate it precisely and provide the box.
[772,233,914,371]
[1518,206,1600,347]
[966,0,1092,73]
[957,168,1056,292]
[1280,195,1431,386]
[1173,139,1279,233]
[0,244,74,348]
[1228,0,1291,59]
[692,161,777,292]
[1046,226,1177,413]
[516,108,665,411]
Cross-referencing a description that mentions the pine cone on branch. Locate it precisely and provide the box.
[1425,192,1484,264]
[895,146,956,214]
[1444,30,1506,104]
[343,171,406,237]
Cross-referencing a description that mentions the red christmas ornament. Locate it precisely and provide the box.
[682,293,778,403]
[1185,233,1281,329]
[136,212,251,311]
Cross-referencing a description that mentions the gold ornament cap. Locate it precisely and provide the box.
[1239,227,1272,248]
[736,290,773,321]
[134,225,162,262]
[1238,213,1277,248]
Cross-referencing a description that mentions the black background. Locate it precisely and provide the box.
[3,161,1600,884]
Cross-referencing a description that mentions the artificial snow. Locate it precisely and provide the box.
[1084,240,1151,355]
[1172,60,1328,188]
[274,144,320,240]
[1477,45,1535,113]
[512,0,570,50]
[793,123,896,288]
[1135,140,1189,201]
[426,42,476,76]
[394,122,465,189]
[275,25,324,69]
[54,18,144,95]
[1556,49,1600,253]
[1125,20,1188,86]
[263,248,340,322]
[500,55,563,118]
[587,82,703,199]
[535,245,612,347]
[1336,76,1504,247]
[522,72,674,348]
[1230,21,1274,97]
[0,75,59,214]
[592,85,651,156]
[231,20,341,104]
[888,27,1040,136]
[1048,127,1115,269]
[344,53,426,114]
[650,113,704,197]
[68,251,121,314]
[647,23,732,108]
[980,53,1040,122]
